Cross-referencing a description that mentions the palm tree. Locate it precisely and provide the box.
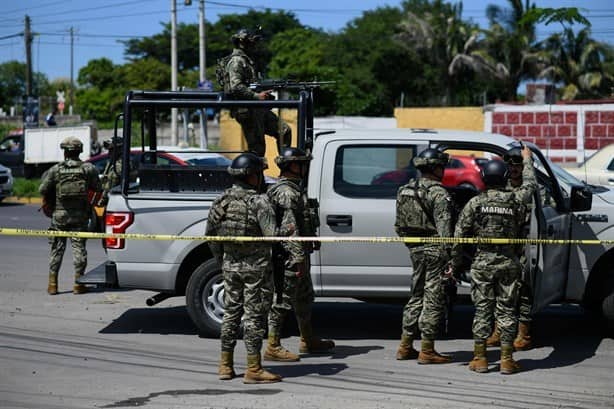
[538,28,614,100]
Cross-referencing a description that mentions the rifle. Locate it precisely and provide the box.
[249,79,335,93]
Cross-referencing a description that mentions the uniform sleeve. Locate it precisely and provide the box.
[515,156,537,205]
[85,163,102,192]
[39,166,56,196]
[275,188,304,265]
[227,57,258,100]
[451,198,476,270]
[206,196,224,265]
[255,194,277,237]
[431,186,454,239]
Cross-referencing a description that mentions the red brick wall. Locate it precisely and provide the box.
[490,106,614,162]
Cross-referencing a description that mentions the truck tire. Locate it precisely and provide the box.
[186,259,225,337]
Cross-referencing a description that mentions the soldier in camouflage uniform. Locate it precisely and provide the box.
[452,160,528,374]
[222,29,291,157]
[99,137,124,207]
[206,152,282,384]
[395,148,454,364]
[263,147,334,362]
[39,137,102,295]
[486,145,543,351]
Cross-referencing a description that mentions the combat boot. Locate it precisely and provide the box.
[513,321,532,351]
[73,274,88,295]
[500,344,521,375]
[486,322,501,347]
[243,354,282,384]
[218,350,236,380]
[298,321,335,353]
[468,341,488,373]
[264,334,300,362]
[417,339,452,364]
[47,273,58,295]
[396,335,419,360]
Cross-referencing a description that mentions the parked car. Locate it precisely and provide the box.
[0,163,14,202]
[0,129,24,177]
[565,144,614,186]
[371,155,487,191]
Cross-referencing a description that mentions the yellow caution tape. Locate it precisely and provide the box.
[1,227,613,245]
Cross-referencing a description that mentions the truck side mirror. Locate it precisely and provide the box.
[570,184,592,212]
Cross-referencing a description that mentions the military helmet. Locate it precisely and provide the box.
[481,159,509,187]
[412,148,449,169]
[274,147,312,170]
[227,152,268,177]
[103,136,124,151]
[503,147,523,165]
[231,28,262,47]
[60,137,83,153]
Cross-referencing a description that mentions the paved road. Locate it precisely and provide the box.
[1,203,614,409]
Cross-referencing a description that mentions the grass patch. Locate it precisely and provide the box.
[13,177,41,201]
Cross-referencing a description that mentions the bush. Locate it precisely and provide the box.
[13,178,41,201]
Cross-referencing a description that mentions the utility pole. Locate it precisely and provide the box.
[69,26,74,115]
[24,15,33,97]
[198,0,208,149]
[170,0,178,146]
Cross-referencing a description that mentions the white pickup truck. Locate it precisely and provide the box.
[82,90,614,337]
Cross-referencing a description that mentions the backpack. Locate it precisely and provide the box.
[215,54,232,89]
[57,163,87,200]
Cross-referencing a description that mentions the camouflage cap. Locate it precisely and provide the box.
[103,136,124,150]
[231,28,262,45]
[60,136,83,152]
[412,148,449,169]
[274,147,312,168]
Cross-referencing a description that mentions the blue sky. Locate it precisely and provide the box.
[0,0,611,82]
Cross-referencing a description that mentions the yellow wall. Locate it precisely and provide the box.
[219,109,298,176]
[394,107,484,131]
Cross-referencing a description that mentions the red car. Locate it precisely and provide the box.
[443,155,487,191]
[371,155,487,191]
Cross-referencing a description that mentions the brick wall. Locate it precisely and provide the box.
[485,104,614,164]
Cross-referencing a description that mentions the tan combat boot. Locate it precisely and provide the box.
[73,274,88,295]
[396,335,419,360]
[486,322,501,347]
[243,354,282,384]
[500,344,521,374]
[218,351,236,380]
[513,322,532,351]
[417,339,452,364]
[47,273,58,295]
[264,334,300,362]
[468,341,488,373]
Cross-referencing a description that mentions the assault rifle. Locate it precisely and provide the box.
[249,79,335,93]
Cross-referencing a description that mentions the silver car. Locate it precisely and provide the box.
[0,163,14,202]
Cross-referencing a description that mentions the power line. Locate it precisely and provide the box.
[1,0,66,17]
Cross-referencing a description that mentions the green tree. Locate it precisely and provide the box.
[0,60,49,111]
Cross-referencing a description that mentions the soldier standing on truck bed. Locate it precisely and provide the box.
[452,159,528,374]
[39,137,102,295]
[263,147,334,363]
[486,145,538,351]
[99,137,124,207]
[394,148,454,365]
[218,28,291,157]
[206,152,282,384]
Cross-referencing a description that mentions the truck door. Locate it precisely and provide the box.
[315,140,427,298]
[529,161,572,313]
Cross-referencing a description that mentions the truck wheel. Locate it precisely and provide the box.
[186,259,224,337]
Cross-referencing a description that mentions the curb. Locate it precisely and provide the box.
[2,196,43,205]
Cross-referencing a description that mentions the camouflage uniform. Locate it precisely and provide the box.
[505,157,537,325]
[39,140,101,294]
[396,178,453,342]
[100,158,122,206]
[452,189,527,345]
[206,182,277,356]
[224,48,291,156]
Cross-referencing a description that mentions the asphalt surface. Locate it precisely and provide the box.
[1,203,614,409]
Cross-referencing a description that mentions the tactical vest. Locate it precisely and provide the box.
[396,179,438,236]
[57,162,87,200]
[474,192,519,239]
[268,179,309,235]
[216,54,232,90]
[217,188,261,237]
